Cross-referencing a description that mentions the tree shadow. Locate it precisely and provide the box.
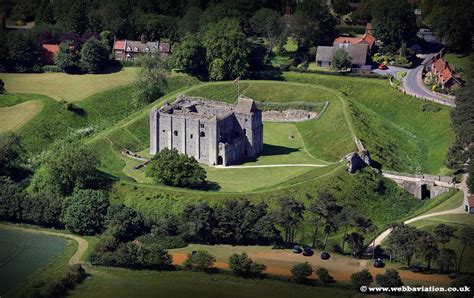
[198,181,221,191]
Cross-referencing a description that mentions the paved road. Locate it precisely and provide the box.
[402,64,456,107]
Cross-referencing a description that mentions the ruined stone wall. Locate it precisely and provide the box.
[262,110,317,122]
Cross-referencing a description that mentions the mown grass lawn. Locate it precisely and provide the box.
[71,267,353,298]
[444,52,472,80]
[0,68,138,102]
[0,99,42,133]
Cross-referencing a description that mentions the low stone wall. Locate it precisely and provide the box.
[262,109,318,122]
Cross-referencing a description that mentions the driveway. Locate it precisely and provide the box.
[371,65,407,77]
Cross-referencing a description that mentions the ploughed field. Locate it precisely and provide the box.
[0,228,67,295]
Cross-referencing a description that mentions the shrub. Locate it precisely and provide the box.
[138,233,187,249]
[228,253,266,278]
[290,262,313,284]
[332,244,342,253]
[350,269,373,289]
[316,267,334,284]
[375,269,403,287]
[42,65,62,73]
[183,250,216,271]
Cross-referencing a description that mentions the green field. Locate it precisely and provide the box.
[71,267,353,298]
[0,68,138,102]
[444,52,472,80]
[0,228,67,295]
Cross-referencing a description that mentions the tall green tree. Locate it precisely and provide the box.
[371,0,416,52]
[416,231,439,269]
[203,18,250,80]
[145,148,206,188]
[105,204,145,241]
[134,53,168,105]
[433,224,457,248]
[55,42,80,73]
[425,1,473,53]
[458,227,474,273]
[289,0,336,48]
[63,189,109,235]
[57,0,88,34]
[272,196,305,243]
[344,232,365,257]
[6,32,41,72]
[250,8,285,59]
[385,223,419,265]
[437,248,457,273]
[180,202,215,243]
[0,132,29,181]
[332,49,352,71]
[171,34,207,76]
[80,38,110,73]
[332,0,352,17]
[30,139,100,196]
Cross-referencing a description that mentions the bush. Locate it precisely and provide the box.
[290,262,313,284]
[0,79,5,94]
[183,250,216,271]
[228,253,266,278]
[350,269,373,289]
[332,244,342,253]
[42,65,63,73]
[315,267,334,284]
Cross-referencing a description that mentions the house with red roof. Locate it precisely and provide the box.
[113,34,171,61]
[427,55,462,91]
[41,44,59,65]
[316,23,374,68]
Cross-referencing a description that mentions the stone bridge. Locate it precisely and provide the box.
[381,171,455,199]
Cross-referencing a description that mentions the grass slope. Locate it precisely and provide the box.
[282,72,454,174]
[0,100,42,133]
[0,68,138,102]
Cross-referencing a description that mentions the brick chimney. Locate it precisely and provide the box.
[140,34,146,44]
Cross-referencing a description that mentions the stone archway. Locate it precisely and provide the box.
[217,155,223,165]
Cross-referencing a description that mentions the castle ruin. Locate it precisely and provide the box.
[150,95,263,166]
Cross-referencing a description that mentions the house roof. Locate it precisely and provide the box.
[334,36,362,44]
[316,46,334,62]
[114,40,125,50]
[361,33,375,48]
[236,96,258,113]
[41,44,59,64]
[438,67,453,84]
[433,58,447,72]
[468,195,474,208]
[333,43,369,66]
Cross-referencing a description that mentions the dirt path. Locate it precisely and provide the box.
[0,224,88,265]
[171,251,451,284]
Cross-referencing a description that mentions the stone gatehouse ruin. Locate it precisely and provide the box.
[150,95,263,166]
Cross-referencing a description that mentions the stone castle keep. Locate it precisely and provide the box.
[150,95,263,166]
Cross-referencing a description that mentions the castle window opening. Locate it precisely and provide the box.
[174,130,178,136]
[243,129,247,135]
[200,131,205,137]
[190,134,193,139]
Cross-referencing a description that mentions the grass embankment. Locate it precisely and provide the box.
[282,72,454,175]
[71,267,353,298]
[444,52,472,80]
[0,68,138,102]
[0,95,42,133]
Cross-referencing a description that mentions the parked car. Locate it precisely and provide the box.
[378,63,388,70]
[320,252,331,260]
[292,245,302,254]
[302,246,314,256]
[374,258,385,268]
[410,265,423,273]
